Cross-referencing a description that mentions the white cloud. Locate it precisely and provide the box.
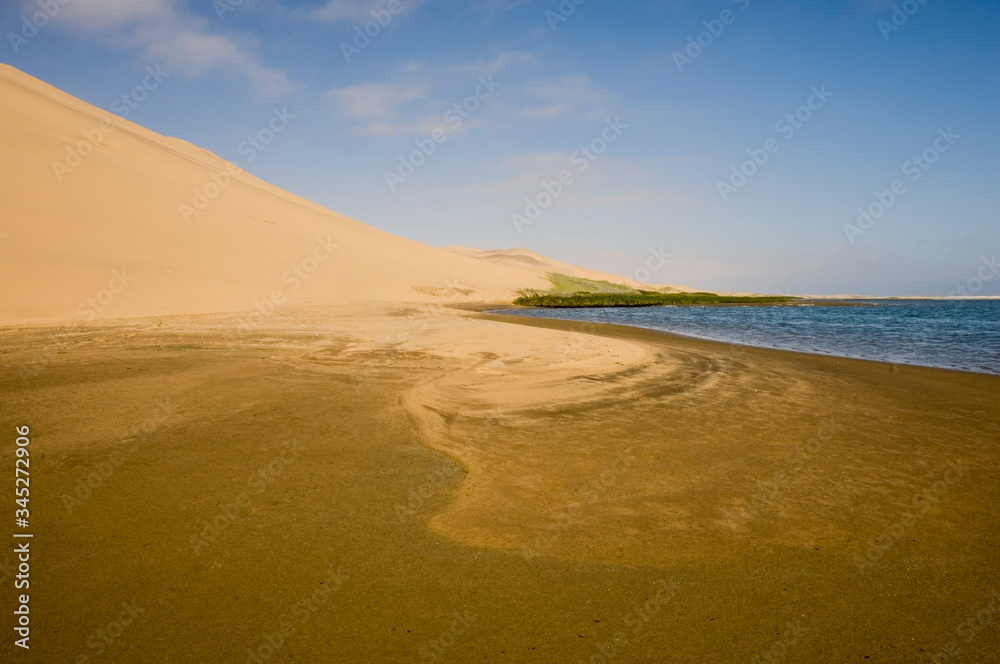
[517,74,609,120]
[524,75,600,102]
[291,0,428,24]
[324,81,428,119]
[465,0,533,21]
[321,52,531,137]
[293,0,385,24]
[292,0,516,24]
[324,53,600,139]
[323,81,435,136]
[470,150,680,218]
[53,0,175,30]
[134,22,291,96]
[324,55,604,139]
[452,50,538,74]
[43,0,290,96]
[472,152,572,197]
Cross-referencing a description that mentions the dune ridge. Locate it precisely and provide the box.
[3,66,1000,664]
[0,65,684,326]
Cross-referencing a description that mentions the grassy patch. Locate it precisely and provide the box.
[543,273,639,294]
[514,273,796,307]
[514,289,797,308]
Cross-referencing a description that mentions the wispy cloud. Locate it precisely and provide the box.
[292,0,388,24]
[517,74,609,121]
[324,81,428,119]
[45,0,291,96]
[452,50,538,74]
[323,81,431,136]
[322,53,534,137]
[469,150,681,218]
[290,0,429,24]
[465,0,534,22]
[50,0,174,30]
[472,152,572,197]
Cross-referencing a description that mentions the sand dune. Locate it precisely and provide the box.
[445,246,692,292]
[0,65,684,326]
[3,66,1000,664]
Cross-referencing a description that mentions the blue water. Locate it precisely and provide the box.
[497,300,1000,375]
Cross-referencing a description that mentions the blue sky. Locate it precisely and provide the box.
[3,0,998,295]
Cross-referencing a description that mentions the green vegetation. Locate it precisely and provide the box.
[514,274,797,307]
[544,273,637,294]
[514,291,797,307]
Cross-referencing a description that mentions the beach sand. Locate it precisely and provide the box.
[2,63,998,662]
[2,304,998,663]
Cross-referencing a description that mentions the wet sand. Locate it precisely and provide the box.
[2,305,998,663]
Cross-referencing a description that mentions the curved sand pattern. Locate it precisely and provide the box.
[402,311,999,575]
[3,66,1000,663]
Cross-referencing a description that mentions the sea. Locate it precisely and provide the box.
[497,299,1000,375]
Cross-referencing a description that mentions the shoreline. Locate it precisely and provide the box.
[411,304,1000,555]
[3,304,999,662]
[482,306,1000,377]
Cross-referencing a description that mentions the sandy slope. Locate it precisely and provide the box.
[2,66,999,663]
[0,65,682,326]
[445,246,693,292]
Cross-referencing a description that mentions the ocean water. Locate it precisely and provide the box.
[497,300,1000,375]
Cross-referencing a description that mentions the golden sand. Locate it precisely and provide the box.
[2,305,998,662]
[2,65,998,662]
